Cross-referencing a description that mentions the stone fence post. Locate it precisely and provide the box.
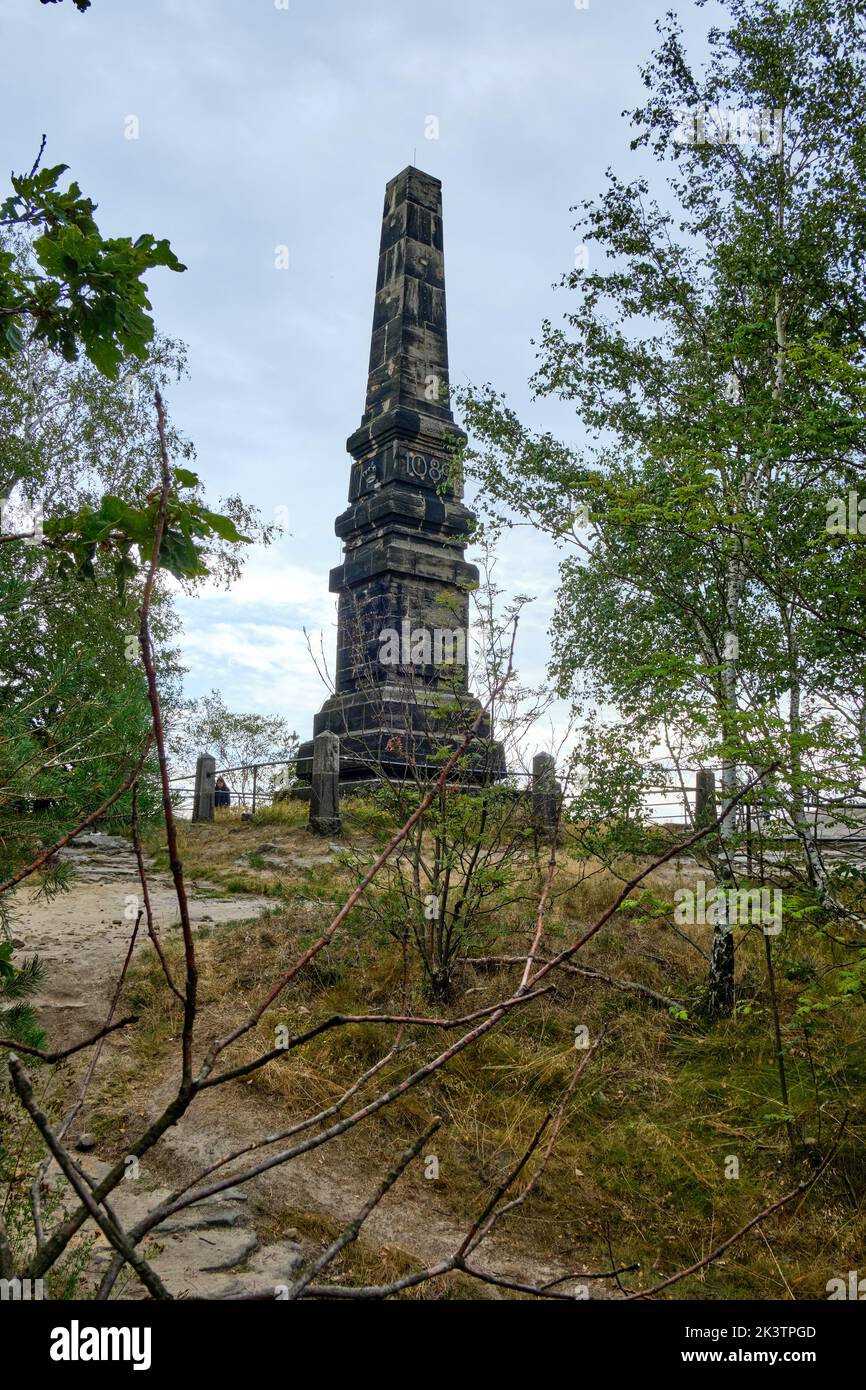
[192,754,215,823]
[695,768,717,828]
[532,753,561,834]
[309,732,341,836]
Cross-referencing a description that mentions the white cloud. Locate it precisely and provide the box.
[173,545,338,725]
[178,618,330,723]
[182,544,337,626]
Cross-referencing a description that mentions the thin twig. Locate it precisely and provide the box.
[624,1114,848,1299]
[9,1056,172,1301]
[288,1119,442,1298]
[0,1015,140,1062]
[142,390,197,1083]
[467,955,685,1011]
[199,988,552,1090]
[131,782,183,1004]
[0,743,150,897]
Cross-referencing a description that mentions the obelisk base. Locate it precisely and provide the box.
[296,684,505,786]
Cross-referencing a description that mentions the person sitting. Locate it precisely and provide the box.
[214,776,231,809]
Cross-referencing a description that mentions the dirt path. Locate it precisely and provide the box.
[7,832,271,1044]
[17,833,604,1300]
[144,1078,589,1298]
[58,1074,590,1300]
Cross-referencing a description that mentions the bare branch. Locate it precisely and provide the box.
[8,1056,172,1301]
[287,1118,442,1298]
[0,742,150,897]
[0,1014,139,1063]
[624,1114,848,1300]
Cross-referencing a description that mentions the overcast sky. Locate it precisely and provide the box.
[2,0,713,761]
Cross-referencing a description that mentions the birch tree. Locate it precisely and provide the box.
[460,0,866,1014]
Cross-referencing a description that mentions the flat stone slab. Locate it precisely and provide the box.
[51,1157,308,1299]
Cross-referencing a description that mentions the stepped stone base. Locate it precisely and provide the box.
[296,685,505,785]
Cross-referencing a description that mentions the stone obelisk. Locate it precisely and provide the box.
[297,166,503,785]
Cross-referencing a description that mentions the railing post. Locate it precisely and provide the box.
[309,732,341,836]
[532,753,560,834]
[192,753,215,823]
[252,765,258,815]
[695,768,717,828]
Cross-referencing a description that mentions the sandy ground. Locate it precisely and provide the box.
[7,834,270,1044]
[10,833,605,1298]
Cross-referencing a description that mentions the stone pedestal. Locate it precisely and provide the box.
[532,753,560,831]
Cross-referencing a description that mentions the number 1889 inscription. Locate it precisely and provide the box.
[399,451,448,486]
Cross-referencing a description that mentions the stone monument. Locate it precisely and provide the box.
[296,166,504,786]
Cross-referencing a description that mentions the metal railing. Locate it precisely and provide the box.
[169,753,866,843]
[169,760,293,815]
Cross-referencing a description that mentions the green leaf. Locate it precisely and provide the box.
[85,336,122,378]
[198,509,250,543]
[158,528,206,579]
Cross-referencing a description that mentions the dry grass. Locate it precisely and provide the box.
[92,805,866,1299]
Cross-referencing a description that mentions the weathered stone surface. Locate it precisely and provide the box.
[532,754,561,832]
[154,1210,245,1234]
[309,730,342,835]
[192,754,215,823]
[244,1241,305,1286]
[56,834,141,884]
[52,1157,306,1301]
[297,167,504,786]
[68,832,129,852]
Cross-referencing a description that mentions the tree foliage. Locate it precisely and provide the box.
[1,150,185,379]
[176,689,298,802]
[460,0,866,1014]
